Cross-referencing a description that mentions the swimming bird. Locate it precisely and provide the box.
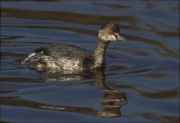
[21,21,127,72]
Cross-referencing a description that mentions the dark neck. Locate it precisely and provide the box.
[91,39,109,68]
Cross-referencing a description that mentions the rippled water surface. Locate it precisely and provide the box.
[1,0,179,122]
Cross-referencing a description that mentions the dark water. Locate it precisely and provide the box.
[1,0,179,122]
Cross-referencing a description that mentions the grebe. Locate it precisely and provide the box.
[21,22,127,71]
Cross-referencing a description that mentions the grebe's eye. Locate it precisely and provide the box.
[109,30,114,35]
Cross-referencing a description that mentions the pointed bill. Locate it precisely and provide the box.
[117,34,127,41]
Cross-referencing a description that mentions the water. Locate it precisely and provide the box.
[1,0,179,122]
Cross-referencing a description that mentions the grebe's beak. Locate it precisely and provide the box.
[116,33,127,41]
[119,35,127,41]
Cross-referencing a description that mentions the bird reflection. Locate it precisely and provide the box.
[38,69,127,117]
[94,69,127,117]
[2,69,127,118]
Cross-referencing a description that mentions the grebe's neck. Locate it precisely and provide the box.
[91,39,109,68]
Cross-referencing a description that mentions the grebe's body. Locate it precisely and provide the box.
[21,22,127,72]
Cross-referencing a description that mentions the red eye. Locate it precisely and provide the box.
[109,30,114,35]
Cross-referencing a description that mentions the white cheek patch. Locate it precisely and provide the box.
[109,35,117,41]
[98,32,117,41]
[106,35,117,41]
[101,35,107,41]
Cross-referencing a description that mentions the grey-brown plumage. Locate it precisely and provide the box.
[21,21,127,72]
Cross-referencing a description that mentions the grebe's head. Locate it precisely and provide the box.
[98,21,127,42]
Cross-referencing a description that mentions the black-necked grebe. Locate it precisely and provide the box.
[21,22,127,71]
